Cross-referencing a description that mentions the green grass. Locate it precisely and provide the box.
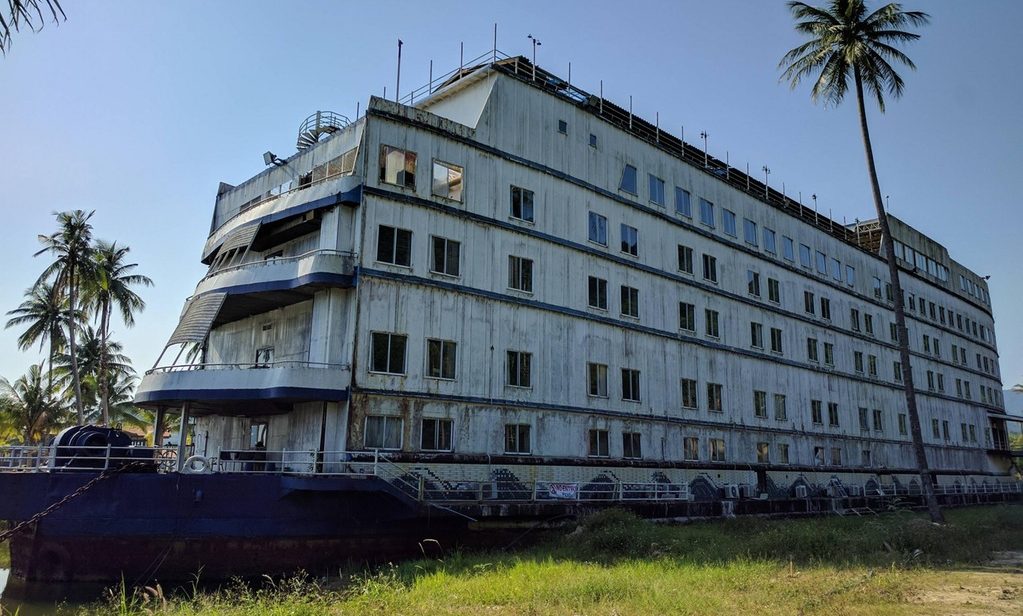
[60,505,1023,615]
[0,541,8,569]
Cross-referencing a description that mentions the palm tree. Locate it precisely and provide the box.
[84,241,152,425]
[52,325,135,416]
[0,0,64,54]
[779,0,941,522]
[5,282,77,391]
[36,209,95,425]
[0,364,67,444]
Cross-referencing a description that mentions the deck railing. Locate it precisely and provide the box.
[0,445,178,473]
[145,360,351,375]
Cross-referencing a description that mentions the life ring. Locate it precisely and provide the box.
[181,455,211,474]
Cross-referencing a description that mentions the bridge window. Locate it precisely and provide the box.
[379,145,416,189]
[431,160,463,202]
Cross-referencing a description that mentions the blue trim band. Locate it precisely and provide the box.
[135,386,350,404]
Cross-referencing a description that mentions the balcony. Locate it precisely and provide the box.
[135,360,351,413]
[196,249,356,297]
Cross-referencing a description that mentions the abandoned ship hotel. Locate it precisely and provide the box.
[136,53,1017,508]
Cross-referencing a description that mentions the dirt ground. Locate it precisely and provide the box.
[909,552,1023,615]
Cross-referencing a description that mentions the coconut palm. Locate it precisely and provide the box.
[5,282,78,391]
[84,241,152,425]
[52,325,135,416]
[1,0,64,54]
[36,209,95,425]
[0,364,67,444]
[779,1,940,522]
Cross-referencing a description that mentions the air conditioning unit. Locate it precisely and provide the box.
[724,484,740,499]
[795,485,809,498]
[738,485,755,499]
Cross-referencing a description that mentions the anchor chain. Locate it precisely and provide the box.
[0,461,145,545]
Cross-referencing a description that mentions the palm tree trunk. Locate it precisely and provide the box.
[99,299,111,425]
[68,260,85,425]
[854,68,944,524]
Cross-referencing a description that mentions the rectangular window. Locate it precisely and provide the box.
[589,133,598,147]
[873,409,884,433]
[431,160,463,202]
[961,422,969,441]
[770,328,783,354]
[510,186,535,222]
[823,342,834,366]
[588,429,610,457]
[623,432,643,459]
[753,390,768,418]
[620,224,639,256]
[558,119,568,134]
[811,400,823,424]
[707,383,723,412]
[376,225,413,266]
[850,308,861,331]
[722,209,737,237]
[620,164,638,194]
[675,187,692,217]
[830,448,842,466]
[926,370,935,391]
[677,245,694,274]
[868,354,878,377]
[845,265,856,287]
[828,402,840,427]
[861,449,871,467]
[774,394,787,421]
[621,368,641,402]
[681,379,698,409]
[679,302,696,332]
[799,244,813,268]
[815,251,827,275]
[371,332,407,374]
[942,420,950,440]
[705,309,720,338]
[872,277,882,299]
[864,314,874,336]
[364,415,403,449]
[750,322,764,349]
[969,424,977,443]
[807,338,819,362]
[756,442,770,463]
[426,339,457,380]
[587,212,607,245]
[858,407,869,432]
[648,174,665,205]
[777,443,790,464]
[891,323,899,342]
[830,258,841,282]
[747,270,761,297]
[894,361,903,382]
[922,335,930,354]
[764,228,777,254]
[898,413,908,436]
[430,236,460,277]
[699,198,715,227]
[710,438,726,462]
[508,256,534,292]
[820,297,831,320]
[854,351,864,373]
[379,145,417,189]
[683,436,699,461]
[702,254,718,283]
[931,418,940,439]
[620,285,639,318]
[767,278,780,303]
[782,236,795,261]
[421,418,453,451]
[587,276,608,310]
[743,218,758,246]
[804,291,815,315]
[587,363,608,397]
[505,424,531,454]
[507,351,532,388]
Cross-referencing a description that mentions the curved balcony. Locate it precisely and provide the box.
[135,360,351,413]
[195,249,356,298]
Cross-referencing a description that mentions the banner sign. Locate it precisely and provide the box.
[547,482,579,499]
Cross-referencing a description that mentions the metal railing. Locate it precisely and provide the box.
[398,49,512,106]
[0,445,178,473]
[203,249,356,281]
[145,360,351,375]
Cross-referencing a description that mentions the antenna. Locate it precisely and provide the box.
[700,131,708,167]
[762,166,771,199]
[527,34,541,80]
[395,39,403,103]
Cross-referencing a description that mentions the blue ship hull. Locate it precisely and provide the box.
[0,471,462,583]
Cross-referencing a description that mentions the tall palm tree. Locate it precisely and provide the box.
[52,325,135,416]
[0,0,64,54]
[779,0,941,522]
[5,282,76,391]
[85,241,152,425]
[36,209,95,425]
[0,364,66,444]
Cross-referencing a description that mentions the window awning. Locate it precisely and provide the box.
[218,222,262,255]
[166,292,227,346]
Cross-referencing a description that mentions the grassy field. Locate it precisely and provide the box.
[42,505,1023,614]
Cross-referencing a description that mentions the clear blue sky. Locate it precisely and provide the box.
[1,0,1020,391]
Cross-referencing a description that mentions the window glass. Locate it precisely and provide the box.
[430,236,460,276]
[743,219,758,245]
[620,164,638,194]
[377,225,412,266]
[365,416,402,449]
[431,161,463,202]
[648,174,665,205]
[508,256,534,292]
[587,363,608,397]
[371,332,407,374]
[507,351,532,387]
[799,244,812,268]
[588,276,608,310]
[763,228,777,254]
[675,187,692,217]
[379,145,416,188]
[421,418,453,451]
[588,212,607,245]
[722,209,737,237]
[426,339,456,379]
[504,424,531,454]
[782,236,795,261]
[699,198,715,227]
[510,186,535,222]
[620,224,639,256]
